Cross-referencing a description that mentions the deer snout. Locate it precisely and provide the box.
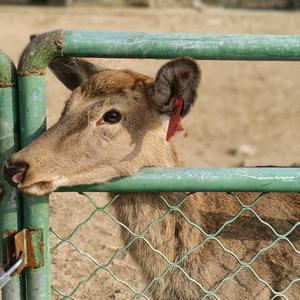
[3,161,28,187]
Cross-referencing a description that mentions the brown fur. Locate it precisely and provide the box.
[7,58,300,299]
[80,69,153,99]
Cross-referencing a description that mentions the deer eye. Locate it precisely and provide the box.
[102,110,122,124]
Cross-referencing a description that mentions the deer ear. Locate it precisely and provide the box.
[49,57,104,90]
[150,58,200,117]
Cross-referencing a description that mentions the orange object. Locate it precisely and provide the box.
[166,98,187,141]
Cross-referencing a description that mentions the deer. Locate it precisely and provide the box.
[3,57,300,299]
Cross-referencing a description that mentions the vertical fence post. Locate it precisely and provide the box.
[0,50,24,300]
[17,30,63,300]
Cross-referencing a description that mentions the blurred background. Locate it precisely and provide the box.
[1,0,300,9]
[1,1,300,299]
[0,0,300,9]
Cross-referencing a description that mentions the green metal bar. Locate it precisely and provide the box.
[17,29,65,300]
[0,50,24,300]
[58,167,300,193]
[18,76,51,300]
[17,30,64,300]
[0,51,17,88]
[18,30,63,76]
[63,31,300,61]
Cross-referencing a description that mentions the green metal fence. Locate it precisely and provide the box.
[1,31,300,299]
[0,50,24,300]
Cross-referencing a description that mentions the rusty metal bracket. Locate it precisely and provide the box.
[2,229,44,274]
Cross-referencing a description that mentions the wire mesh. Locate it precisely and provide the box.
[50,191,300,299]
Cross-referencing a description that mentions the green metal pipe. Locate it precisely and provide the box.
[58,167,300,193]
[18,30,63,76]
[18,77,50,299]
[0,50,24,300]
[63,31,300,61]
[0,51,17,88]
[17,29,64,300]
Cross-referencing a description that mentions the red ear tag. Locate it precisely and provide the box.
[166,98,187,141]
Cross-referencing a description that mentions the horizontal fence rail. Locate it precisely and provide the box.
[63,31,300,61]
[18,31,300,74]
[59,167,300,193]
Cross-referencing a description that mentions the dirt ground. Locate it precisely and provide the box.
[1,4,300,299]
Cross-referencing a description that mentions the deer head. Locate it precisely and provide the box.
[4,57,200,195]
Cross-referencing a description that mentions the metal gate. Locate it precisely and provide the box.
[0,50,23,299]
[1,31,300,299]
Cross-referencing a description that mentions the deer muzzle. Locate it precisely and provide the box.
[3,161,28,187]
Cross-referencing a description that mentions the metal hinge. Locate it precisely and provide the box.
[2,228,44,275]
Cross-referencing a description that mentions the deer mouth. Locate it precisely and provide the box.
[19,176,69,196]
[20,181,57,196]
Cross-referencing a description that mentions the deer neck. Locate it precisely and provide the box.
[110,142,208,248]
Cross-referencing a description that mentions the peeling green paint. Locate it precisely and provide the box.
[0,50,17,88]
[63,31,300,61]
[18,30,63,76]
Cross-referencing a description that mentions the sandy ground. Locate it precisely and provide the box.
[1,4,300,299]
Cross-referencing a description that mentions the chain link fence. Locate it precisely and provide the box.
[50,191,300,299]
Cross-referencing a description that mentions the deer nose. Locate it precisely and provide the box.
[3,161,28,187]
